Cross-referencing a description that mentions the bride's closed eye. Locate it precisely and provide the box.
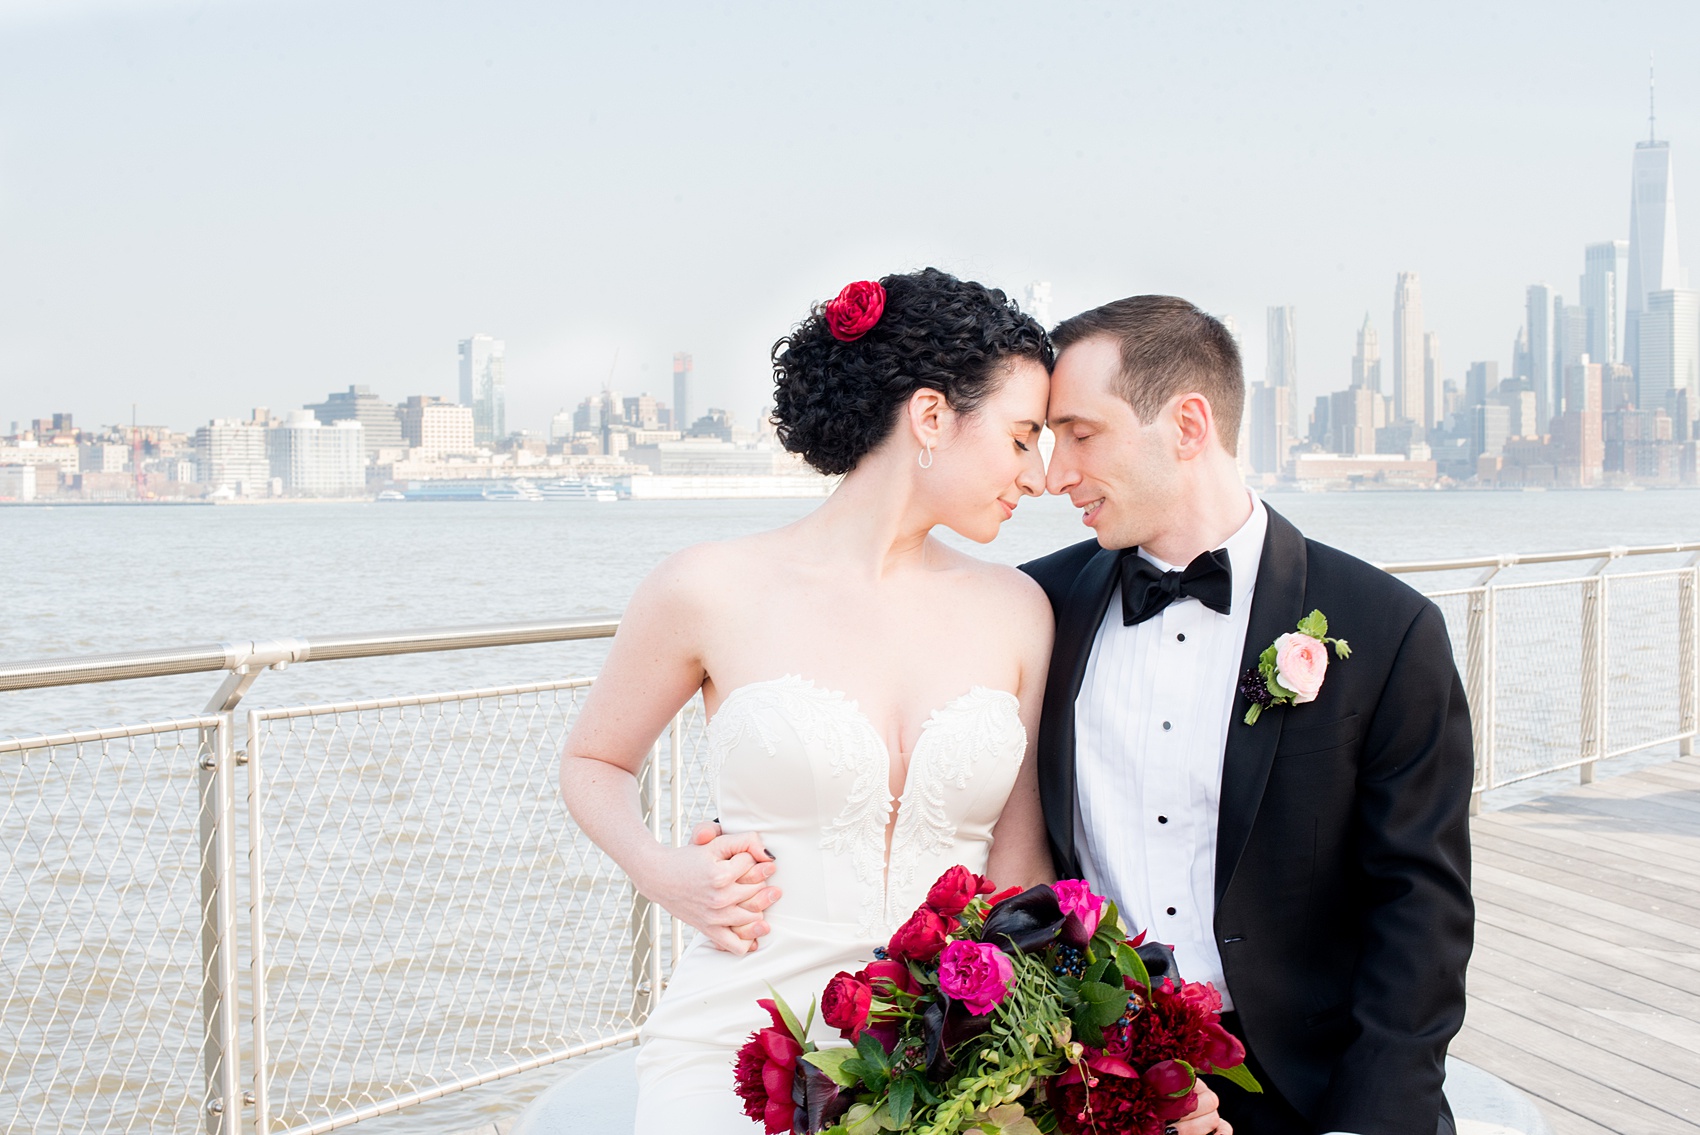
[1015,439,1030,453]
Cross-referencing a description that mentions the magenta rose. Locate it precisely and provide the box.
[823,280,886,342]
[926,865,995,916]
[820,971,873,1040]
[936,939,1015,1015]
[1273,631,1328,703]
[1053,879,1106,947]
[887,906,954,962]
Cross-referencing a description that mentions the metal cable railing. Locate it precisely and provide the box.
[3,542,1698,1132]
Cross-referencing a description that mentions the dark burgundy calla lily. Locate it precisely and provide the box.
[790,1059,852,1133]
[921,997,995,1080]
[1135,940,1181,988]
[978,884,1065,954]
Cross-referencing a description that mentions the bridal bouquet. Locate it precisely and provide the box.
[732,867,1260,1135]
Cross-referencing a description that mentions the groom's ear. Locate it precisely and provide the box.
[1172,391,1217,460]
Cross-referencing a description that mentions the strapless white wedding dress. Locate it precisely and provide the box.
[632,674,1027,1133]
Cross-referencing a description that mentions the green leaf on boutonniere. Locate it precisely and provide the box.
[1296,609,1329,639]
[1258,642,1279,670]
[1332,638,1352,659]
[1265,670,1293,700]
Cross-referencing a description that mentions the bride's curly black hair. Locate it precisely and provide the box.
[770,268,1053,476]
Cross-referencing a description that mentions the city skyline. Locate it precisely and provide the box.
[2,2,1697,437]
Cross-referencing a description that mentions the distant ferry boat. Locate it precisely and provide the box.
[538,478,618,502]
[401,480,543,502]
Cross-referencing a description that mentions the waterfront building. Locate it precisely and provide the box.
[1524,284,1553,428]
[1472,403,1511,461]
[194,419,270,497]
[399,396,476,460]
[549,410,575,445]
[1351,314,1381,393]
[77,443,129,474]
[306,386,403,457]
[1328,387,1376,456]
[1625,115,1683,378]
[1604,406,1682,483]
[673,353,693,434]
[1554,362,1605,486]
[1392,272,1424,428]
[623,394,663,430]
[0,464,37,501]
[267,413,365,497]
[1582,240,1627,365]
[1023,282,1053,328]
[1490,380,1540,440]
[1636,288,1700,432]
[1248,383,1291,476]
[1422,331,1442,431]
[459,334,506,446]
[1291,452,1437,489]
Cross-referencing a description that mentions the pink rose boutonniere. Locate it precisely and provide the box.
[1240,609,1351,725]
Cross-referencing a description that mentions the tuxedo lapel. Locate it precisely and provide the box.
[1214,506,1309,905]
[1039,545,1121,875]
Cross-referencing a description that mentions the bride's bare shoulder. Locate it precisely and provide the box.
[937,545,1053,628]
[632,529,797,608]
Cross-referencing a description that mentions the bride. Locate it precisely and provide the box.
[559,269,1224,1134]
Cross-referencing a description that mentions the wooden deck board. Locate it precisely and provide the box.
[1459,755,1700,1133]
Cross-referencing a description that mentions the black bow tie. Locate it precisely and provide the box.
[1120,547,1233,626]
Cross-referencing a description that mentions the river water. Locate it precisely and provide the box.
[2,489,1698,1133]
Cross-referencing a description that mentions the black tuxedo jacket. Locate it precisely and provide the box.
[1021,506,1474,1135]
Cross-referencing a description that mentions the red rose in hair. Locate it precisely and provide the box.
[731,998,804,1134]
[925,864,996,916]
[820,971,873,1040]
[824,280,886,341]
[887,905,954,962]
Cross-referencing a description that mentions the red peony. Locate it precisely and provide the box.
[1118,978,1244,1075]
[887,906,955,962]
[824,280,886,342]
[821,971,873,1040]
[1049,1051,1169,1135]
[731,999,804,1134]
[925,865,995,916]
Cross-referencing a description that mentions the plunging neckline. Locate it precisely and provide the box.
[710,674,1017,805]
[706,674,1023,928]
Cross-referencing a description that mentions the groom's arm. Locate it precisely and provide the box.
[1318,600,1475,1134]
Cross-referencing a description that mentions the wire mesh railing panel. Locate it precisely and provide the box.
[660,697,714,973]
[1422,591,1474,690]
[1484,580,1587,786]
[248,681,639,1132]
[0,718,227,1134]
[1602,570,1689,756]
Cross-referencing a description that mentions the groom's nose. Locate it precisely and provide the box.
[1045,445,1079,496]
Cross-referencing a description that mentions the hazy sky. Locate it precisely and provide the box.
[1,0,1696,436]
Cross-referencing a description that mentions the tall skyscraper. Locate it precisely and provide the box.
[1351,314,1381,393]
[1581,240,1628,365]
[1392,273,1424,429]
[1525,285,1553,429]
[458,334,506,446]
[1637,288,1700,429]
[1625,67,1684,378]
[1465,362,1498,410]
[1422,331,1442,430]
[1265,306,1298,437]
[1553,300,1588,415]
[673,352,693,433]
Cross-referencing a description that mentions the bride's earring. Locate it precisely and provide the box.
[918,444,934,470]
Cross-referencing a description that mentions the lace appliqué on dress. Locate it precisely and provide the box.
[885,689,1025,917]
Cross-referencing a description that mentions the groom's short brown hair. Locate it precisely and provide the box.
[1050,296,1245,454]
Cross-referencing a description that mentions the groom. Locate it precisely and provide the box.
[1020,297,1474,1135]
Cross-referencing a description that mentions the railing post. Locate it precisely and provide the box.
[245,711,272,1135]
[1579,575,1606,784]
[1465,584,1495,813]
[197,716,242,1133]
[630,738,665,1023]
[1681,559,1698,758]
